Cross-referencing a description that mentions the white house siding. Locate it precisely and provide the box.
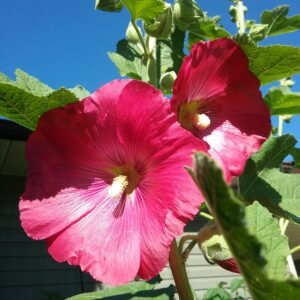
[0,175,97,300]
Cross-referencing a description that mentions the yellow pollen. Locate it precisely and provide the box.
[108,175,129,197]
[192,113,211,130]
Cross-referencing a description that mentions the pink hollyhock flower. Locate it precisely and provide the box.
[19,79,207,285]
[171,38,271,181]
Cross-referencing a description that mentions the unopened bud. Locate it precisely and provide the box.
[95,0,123,12]
[144,5,174,39]
[198,223,240,274]
[174,0,203,30]
[160,71,177,91]
[126,22,141,44]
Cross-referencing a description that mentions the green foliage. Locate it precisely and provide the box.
[157,27,185,75]
[122,0,165,23]
[264,86,300,115]
[240,135,300,225]
[190,153,300,300]
[245,202,289,280]
[291,148,300,168]
[237,35,300,85]
[261,5,300,37]
[174,0,229,41]
[144,5,174,39]
[0,69,90,129]
[108,39,148,81]
[66,280,175,300]
[0,84,77,130]
[67,85,90,99]
[0,69,54,97]
[204,279,247,300]
[95,0,123,12]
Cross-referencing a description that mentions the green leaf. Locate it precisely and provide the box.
[14,69,54,96]
[108,52,148,80]
[238,35,300,85]
[204,287,231,300]
[0,69,90,99]
[186,16,230,40]
[67,280,175,300]
[240,135,300,225]
[108,39,148,81]
[261,5,300,37]
[190,153,300,300]
[68,85,90,99]
[0,84,77,130]
[248,24,269,42]
[0,72,14,84]
[229,278,244,293]
[264,86,300,115]
[122,0,165,23]
[95,0,123,12]
[245,202,289,280]
[157,27,185,75]
[0,69,54,97]
[291,148,300,168]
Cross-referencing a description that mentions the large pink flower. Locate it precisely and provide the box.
[171,38,271,181]
[19,79,206,285]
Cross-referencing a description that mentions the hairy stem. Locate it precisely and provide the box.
[236,0,246,34]
[130,19,150,58]
[169,239,194,300]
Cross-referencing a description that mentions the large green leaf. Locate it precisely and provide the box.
[240,135,300,225]
[238,36,300,85]
[0,84,77,130]
[67,280,175,300]
[264,86,300,115]
[190,153,300,299]
[121,0,165,23]
[108,39,148,81]
[261,5,300,37]
[245,202,289,280]
[0,69,54,97]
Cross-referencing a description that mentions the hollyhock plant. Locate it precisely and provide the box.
[19,79,207,285]
[171,38,271,181]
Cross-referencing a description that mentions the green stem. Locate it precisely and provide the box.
[290,245,300,255]
[236,0,246,34]
[200,211,214,220]
[130,19,150,58]
[279,218,298,278]
[278,115,283,136]
[169,240,194,300]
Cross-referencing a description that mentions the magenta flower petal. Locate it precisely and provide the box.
[171,38,271,179]
[20,79,207,285]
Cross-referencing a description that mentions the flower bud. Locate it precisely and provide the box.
[174,0,203,30]
[160,71,177,91]
[144,5,174,39]
[198,223,240,274]
[126,22,141,44]
[95,0,123,12]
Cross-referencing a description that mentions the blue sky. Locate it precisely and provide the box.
[0,0,299,147]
